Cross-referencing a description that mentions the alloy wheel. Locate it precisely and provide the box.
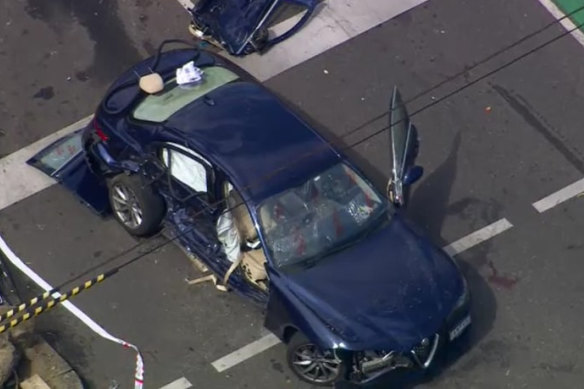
[290,343,342,384]
[111,184,143,229]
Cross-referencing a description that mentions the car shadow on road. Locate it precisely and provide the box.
[386,133,497,388]
[336,132,498,388]
[406,132,462,244]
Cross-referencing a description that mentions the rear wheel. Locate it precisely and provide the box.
[287,333,345,386]
[108,174,165,236]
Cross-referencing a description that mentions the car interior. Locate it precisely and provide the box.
[160,143,268,291]
[224,184,269,291]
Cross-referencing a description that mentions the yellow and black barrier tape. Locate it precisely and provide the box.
[0,270,113,334]
[0,296,59,334]
[0,290,52,322]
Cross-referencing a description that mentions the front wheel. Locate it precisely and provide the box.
[108,174,165,237]
[287,333,345,386]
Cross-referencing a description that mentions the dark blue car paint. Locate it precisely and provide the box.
[164,81,341,203]
[164,206,269,304]
[102,49,216,115]
[281,215,463,351]
[191,0,317,56]
[26,130,111,215]
[28,48,470,384]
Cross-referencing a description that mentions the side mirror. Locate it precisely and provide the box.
[403,165,423,185]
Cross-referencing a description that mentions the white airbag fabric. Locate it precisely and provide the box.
[162,148,207,193]
[217,210,241,263]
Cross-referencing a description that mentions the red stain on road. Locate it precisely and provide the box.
[486,261,518,290]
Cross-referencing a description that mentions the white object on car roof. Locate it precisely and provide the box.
[176,61,204,86]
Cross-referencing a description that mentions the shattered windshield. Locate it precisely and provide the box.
[258,163,387,268]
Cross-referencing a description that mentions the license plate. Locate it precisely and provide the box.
[449,315,471,341]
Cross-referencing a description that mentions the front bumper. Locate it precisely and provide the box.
[336,300,472,388]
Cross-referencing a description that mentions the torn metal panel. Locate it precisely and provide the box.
[189,0,318,56]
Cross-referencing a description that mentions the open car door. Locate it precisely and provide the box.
[387,87,423,207]
[26,129,110,215]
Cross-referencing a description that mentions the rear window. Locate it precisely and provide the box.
[132,66,238,122]
[27,131,84,177]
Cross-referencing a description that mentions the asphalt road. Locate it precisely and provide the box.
[2,0,584,388]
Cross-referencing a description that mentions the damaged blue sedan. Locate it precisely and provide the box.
[28,42,471,387]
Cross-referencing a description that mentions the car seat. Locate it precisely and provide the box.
[227,189,268,290]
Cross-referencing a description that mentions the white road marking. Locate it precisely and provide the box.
[211,333,281,373]
[232,0,428,81]
[537,0,584,48]
[0,115,91,212]
[0,234,145,386]
[532,177,584,212]
[175,0,194,10]
[212,218,514,372]
[159,377,192,389]
[442,218,513,257]
[1,0,579,381]
[1,1,427,213]
[0,1,431,385]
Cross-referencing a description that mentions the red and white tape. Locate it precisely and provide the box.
[0,235,145,388]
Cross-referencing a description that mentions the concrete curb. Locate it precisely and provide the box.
[0,305,83,389]
[21,335,84,389]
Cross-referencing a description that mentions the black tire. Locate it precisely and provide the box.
[108,174,165,237]
[243,27,269,55]
[287,332,346,386]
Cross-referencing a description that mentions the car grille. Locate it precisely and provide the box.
[412,340,431,362]
[410,334,440,368]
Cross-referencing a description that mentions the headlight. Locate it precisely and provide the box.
[453,276,469,311]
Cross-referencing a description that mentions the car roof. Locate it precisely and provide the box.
[102,48,217,115]
[164,81,341,204]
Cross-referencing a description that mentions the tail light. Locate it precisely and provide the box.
[92,117,109,141]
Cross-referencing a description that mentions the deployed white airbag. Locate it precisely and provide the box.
[162,147,208,193]
[217,210,241,263]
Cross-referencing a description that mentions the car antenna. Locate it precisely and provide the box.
[102,40,201,114]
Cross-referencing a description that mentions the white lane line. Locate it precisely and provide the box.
[442,218,513,257]
[0,1,426,213]
[175,0,194,10]
[537,0,584,47]
[211,333,281,373]
[532,177,584,213]
[212,218,514,372]
[232,0,428,81]
[0,234,145,386]
[159,377,192,389]
[0,115,91,212]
